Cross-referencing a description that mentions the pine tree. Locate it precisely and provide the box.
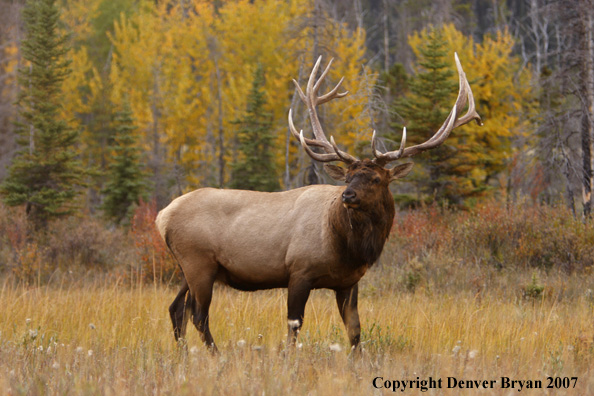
[392,27,470,205]
[101,101,148,224]
[229,65,280,192]
[0,0,86,228]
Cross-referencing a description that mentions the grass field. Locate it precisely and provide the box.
[1,202,594,394]
[1,261,593,395]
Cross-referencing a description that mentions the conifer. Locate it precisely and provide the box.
[393,27,469,205]
[229,65,280,192]
[101,101,149,224]
[1,0,86,228]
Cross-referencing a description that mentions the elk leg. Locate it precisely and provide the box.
[190,275,218,352]
[335,283,361,349]
[286,279,311,345]
[169,277,193,341]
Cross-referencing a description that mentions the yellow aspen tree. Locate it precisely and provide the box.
[408,24,533,201]
[212,0,306,183]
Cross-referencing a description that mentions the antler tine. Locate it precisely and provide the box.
[288,109,333,149]
[313,57,333,94]
[289,56,358,165]
[318,76,348,105]
[453,53,482,128]
[330,136,358,163]
[372,129,407,161]
[298,131,342,162]
[306,56,323,103]
[373,52,481,165]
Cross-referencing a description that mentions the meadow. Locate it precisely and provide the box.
[0,201,593,395]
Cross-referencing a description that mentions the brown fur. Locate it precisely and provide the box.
[156,160,412,351]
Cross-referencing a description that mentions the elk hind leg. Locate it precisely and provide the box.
[169,277,193,342]
[188,271,218,352]
[336,284,361,350]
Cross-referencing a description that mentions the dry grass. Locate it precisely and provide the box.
[0,266,593,395]
[2,201,594,394]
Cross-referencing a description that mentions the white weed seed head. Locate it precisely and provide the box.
[87,350,93,357]
[76,346,84,354]
[190,346,199,354]
[237,339,247,347]
[25,318,32,325]
[452,345,461,355]
[329,343,342,352]
[468,350,478,359]
[89,323,96,330]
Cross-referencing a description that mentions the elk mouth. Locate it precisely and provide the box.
[342,194,361,209]
[343,202,360,209]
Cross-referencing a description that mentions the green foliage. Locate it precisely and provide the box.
[229,65,280,192]
[101,101,149,224]
[392,27,467,205]
[524,272,545,300]
[392,24,532,206]
[0,0,86,229]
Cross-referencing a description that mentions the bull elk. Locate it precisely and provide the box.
[156,54,481,352]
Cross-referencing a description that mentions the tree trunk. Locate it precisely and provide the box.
[580,3,594,218]
[214,59,225,188]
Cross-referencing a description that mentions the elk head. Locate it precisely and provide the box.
[288,54,482,209]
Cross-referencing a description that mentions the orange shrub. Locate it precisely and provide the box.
[389,200,594,273]
[129,200,179,285]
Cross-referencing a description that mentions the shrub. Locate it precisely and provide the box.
[390,200,594,273]
[129,200,179,285]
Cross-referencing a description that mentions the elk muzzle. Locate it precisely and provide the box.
[342,189,360,208]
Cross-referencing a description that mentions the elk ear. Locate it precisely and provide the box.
[389,162,414,182]
[324,164,347,181]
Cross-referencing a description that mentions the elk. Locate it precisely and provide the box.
[156,54,481,352]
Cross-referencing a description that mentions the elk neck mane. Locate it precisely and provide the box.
[329,187,395,268]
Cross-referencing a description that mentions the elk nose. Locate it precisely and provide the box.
[342,189,357,204]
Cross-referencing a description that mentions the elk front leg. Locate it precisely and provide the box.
[286,279,311,346]
[336,284,361,350]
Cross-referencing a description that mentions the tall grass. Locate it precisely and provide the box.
[0,277,592,395]
[0,200,593,394]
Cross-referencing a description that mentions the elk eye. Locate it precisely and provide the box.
[373,177,381,184]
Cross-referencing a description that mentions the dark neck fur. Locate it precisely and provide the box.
[329,189,395,268]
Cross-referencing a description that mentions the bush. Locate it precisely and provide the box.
[0,203,131,284]
[390,200,594,273]
[129,200,179,285]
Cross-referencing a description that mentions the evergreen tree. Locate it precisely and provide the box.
[0,0,86,228]
[101,101,148,224]
[392,27,471,205]
[229,65,280,192]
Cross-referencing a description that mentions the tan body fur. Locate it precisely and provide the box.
[156,185,368,293]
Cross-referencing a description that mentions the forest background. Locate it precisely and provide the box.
[1,1,594,394]
[2,0,593,218]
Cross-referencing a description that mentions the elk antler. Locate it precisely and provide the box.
[288,56,358,164]
[372,53,483,165]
